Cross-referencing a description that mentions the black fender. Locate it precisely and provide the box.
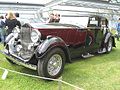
[104,33,116,47]
[35,36,71,63]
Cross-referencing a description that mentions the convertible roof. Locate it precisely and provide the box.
[28,23,80,29]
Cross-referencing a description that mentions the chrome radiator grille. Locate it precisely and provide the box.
[20,26,32,50]
[20,27,32,43]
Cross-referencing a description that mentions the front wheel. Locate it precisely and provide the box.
[37,48,66,79]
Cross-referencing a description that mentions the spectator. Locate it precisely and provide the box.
[54,13,60,23]
[101,19,108,35]
[15,13,20,21]
[48,13,55,23]
[15,12,21,26]
[48,13,60,23]
[0,15,5,42]
[15,12,19,18]
[115,18,120,41]
[5,11,21,35]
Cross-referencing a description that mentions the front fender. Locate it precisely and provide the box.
[35,36,71,63]
[5,33,14,43]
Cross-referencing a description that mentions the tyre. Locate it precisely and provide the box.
[37,48,66,79]
[6,57,16,64]
[106,37,112,53]
[5,44,16,64]
[98,37,112,54]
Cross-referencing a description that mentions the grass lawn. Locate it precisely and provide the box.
[0,40,120,90]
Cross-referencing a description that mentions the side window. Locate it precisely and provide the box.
[100,18,108,34]
[88,17,99,27]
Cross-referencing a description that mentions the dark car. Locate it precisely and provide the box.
[0,15,115,79]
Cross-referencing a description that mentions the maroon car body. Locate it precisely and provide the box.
[0,15,115,79]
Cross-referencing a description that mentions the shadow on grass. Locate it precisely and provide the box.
[19,67,38,75]
[70,48,117,65]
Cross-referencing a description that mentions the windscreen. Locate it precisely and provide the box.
[59,17,89,28]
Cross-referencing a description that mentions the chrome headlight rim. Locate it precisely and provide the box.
[31,29,41,43]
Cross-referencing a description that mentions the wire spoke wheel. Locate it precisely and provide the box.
[107,38,112,52]
[37,48,65,78]
[47,54,62,76]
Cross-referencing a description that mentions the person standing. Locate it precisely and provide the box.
[54,13,60,23]
[5,11,21,35]
[116,18,120,41]
[47,13,60,23]
[0,15,5,43]
[48,13,55,23]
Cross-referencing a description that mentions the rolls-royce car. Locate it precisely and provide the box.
[0,15,115,79]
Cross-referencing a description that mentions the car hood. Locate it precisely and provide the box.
[24,23,83,29]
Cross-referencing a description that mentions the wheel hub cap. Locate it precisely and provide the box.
[47,54,62,76]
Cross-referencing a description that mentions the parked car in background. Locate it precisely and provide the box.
[0,15,115,79]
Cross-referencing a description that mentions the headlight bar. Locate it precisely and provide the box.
[31,29,41,43]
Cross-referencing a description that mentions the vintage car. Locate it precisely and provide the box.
[0,15,115,79]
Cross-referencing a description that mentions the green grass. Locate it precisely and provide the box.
[0,40,120,90]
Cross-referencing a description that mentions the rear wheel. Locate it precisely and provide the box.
[37,48,66,79]
[106,37,112,53]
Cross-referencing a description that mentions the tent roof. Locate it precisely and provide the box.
[0,0,53,5]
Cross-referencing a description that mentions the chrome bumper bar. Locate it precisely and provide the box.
[0,50,37,70]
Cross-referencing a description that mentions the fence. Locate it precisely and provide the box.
[0,66,84,90]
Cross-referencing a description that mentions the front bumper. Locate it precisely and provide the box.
[0,50,37,70]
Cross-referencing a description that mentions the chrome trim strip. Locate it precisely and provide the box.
[11,53,30,62]
[0,50,37,70]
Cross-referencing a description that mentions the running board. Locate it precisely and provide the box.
[82,53,94,58]
[0,50,37,70]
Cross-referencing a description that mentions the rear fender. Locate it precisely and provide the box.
[35,37,71,63]
[104,33,116,47]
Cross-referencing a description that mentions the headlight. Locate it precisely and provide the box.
[31,29,41,43]
[16,45,22,52]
